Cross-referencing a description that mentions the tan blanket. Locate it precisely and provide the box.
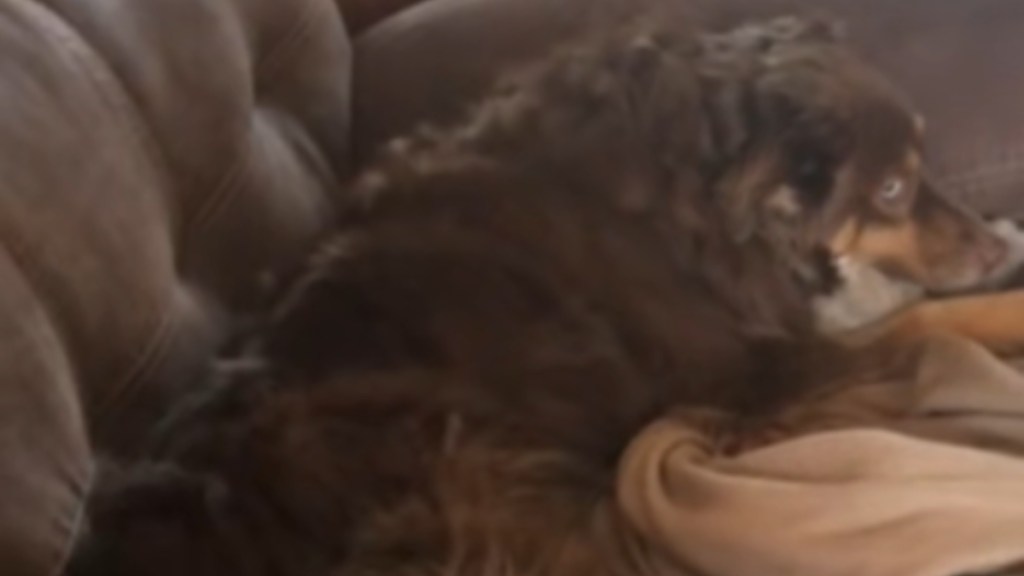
[617,336,1024,576]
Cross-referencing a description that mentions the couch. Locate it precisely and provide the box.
[1,0,1022,574]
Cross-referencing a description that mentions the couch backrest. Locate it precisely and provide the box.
[352,0,1024,217]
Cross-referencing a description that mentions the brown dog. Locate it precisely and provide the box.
[69,15,1020,576]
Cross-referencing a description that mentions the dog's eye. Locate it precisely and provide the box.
[878,178,906,203]
[875,177,913,215]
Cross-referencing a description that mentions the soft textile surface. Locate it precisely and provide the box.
[617,336,1024,576]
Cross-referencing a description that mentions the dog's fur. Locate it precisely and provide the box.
[69,15,1023,576]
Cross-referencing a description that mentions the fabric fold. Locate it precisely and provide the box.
[617,336,1024,576]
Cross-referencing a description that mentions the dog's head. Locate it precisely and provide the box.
[827,179,1007,295]
[684,17,1008,295]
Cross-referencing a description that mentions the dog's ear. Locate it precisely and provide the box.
[757,64,852,203]
[715,63,851,243]
[715,148,788,243]
[709,69,806,242]
[604,32,704,210]
[699,73,753,166]
[616,32,702,164]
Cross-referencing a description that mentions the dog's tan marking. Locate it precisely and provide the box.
[905,151,921,174]
[849,221,925,276]
[913,114,926,137]
[831,218,929,283]
[829,218,859,255]
[766,186,802,218]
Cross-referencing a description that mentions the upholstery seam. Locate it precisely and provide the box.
[254,0,347,204]
[939,164,1024,188]
[24,0,179,235]
[0,211,177,421]
[18,0,179,413]
[255,0,324,86]
[0,239,96,575]
[48,461,95,576]
[935,146,1024,189]
[92,307,178,419]
[188,145,249,236]
[190,0,329,236]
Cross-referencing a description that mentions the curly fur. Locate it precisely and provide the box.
[70,14,923,576]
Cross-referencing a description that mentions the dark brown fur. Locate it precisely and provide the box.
[68,15,1003,576]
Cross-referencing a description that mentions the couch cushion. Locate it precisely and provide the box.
[16,0,354,447]
[352,0,1024,217]
[0,253,91,576]
[0,0,352,572]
